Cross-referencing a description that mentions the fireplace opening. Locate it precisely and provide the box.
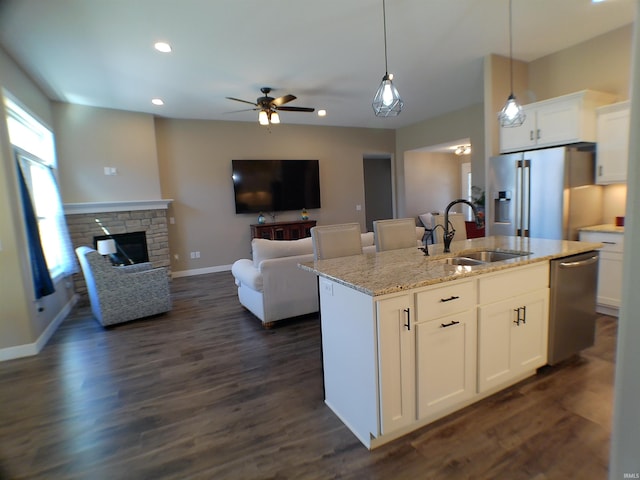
[94,231,149,265]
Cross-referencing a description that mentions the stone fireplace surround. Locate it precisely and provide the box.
[65,200,172,300]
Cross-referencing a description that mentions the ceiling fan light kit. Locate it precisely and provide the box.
[498,0,526,128]
[227,87,315,126]
[372,0,403,117]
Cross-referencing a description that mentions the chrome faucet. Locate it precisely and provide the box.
[443,199,484,253]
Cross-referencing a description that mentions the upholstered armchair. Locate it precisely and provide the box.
[75,246,171,327]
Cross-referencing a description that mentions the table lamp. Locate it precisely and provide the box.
[97,239,116,263]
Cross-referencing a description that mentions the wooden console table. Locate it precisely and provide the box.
[251,220,316,240]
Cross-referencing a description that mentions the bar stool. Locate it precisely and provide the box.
[310,223,363,260]
[373,218,418,252]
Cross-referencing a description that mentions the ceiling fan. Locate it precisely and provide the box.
[226,87,315,125]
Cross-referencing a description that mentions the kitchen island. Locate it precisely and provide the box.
[299,235,602,449]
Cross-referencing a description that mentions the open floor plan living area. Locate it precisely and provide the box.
[1,1,640,478]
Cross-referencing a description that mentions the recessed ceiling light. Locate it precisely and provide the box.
[154,42,172,53]
[151,98,164,106]
[317,109,327,117]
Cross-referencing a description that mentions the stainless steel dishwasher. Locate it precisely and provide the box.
[548,251,599,365]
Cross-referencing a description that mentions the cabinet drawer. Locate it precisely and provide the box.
[415,280,476,322]
[579,231,624,252]
[478,263,549,305]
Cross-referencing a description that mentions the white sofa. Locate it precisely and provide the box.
[231,227,424,327]
[231,232,376,327]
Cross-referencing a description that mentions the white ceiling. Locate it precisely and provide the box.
[0,0,636,129]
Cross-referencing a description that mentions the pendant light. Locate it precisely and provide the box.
[498,0,526,128]
[372,0,403,117]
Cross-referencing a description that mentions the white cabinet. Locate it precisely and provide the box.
[414,280,477,420]
[596,101,630,184]
[579,230,624,312]
[318,260,551,449]
[500,90,616,153]
[376,294,415,434]
[477,263,549,393]
[478,290,549,392]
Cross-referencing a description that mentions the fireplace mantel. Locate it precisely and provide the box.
[64,199,173,214]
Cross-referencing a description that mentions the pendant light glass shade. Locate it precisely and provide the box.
[373,73,403,116]
[499,94,526,127]
[270,111,280,124]
[497,0,525,128]
[372,0,403,117]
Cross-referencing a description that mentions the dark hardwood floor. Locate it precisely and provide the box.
[0,272,616,479]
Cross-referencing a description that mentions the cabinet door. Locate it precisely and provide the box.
[499,105,536,153]
[579,231,624,308]
[510,290,548,372]
[478,289,549,393]
[416,310,476,420]
[535,98,581,148]
[596,105,630,184]
[598,250,623,308]
[377,294,415,434]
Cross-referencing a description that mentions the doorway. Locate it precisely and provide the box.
[363,155,393,233]
[404,138,472,222]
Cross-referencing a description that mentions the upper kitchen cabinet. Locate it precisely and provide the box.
[596,101,630,184]
[500,90,616,153]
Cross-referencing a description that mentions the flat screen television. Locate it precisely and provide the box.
[232,159,321,214]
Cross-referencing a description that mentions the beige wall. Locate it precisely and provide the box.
[404,151,464,219]
[154,118,395,271]
[54,102,161,203]
[529,24,633,103]
[396,103,485,218]
[0,47,74,353]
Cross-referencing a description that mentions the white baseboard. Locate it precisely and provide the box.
[0,294,79,362]
[172,264,232,278]
[597,304,619,317]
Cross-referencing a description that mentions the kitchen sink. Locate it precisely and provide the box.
[461,250,531,262]
[443,250,531,268]
[444,257,485,266]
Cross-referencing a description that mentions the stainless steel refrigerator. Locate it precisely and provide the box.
[487,145,602,240]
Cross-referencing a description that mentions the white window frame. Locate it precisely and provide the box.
[4,91,74,280]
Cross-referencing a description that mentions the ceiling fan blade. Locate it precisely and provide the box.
[277,106,315,112]
[226,96,258,106]
[271,94,296,107]
[224,107,259,114]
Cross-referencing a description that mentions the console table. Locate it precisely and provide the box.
[251,220,316,240]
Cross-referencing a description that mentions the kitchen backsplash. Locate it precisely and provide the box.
[603,183,627,224]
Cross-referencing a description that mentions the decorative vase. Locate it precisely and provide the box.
[257,212,266,224]
[301,208,309,220]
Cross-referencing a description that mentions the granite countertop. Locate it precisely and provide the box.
[579,224,625,234]
[299,235,603,297]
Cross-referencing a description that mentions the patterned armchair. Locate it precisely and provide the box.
[75,246,171,327]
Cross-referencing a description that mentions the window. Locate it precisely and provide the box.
[4,91,76,279]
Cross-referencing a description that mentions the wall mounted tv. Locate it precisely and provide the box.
[232,159,321,214]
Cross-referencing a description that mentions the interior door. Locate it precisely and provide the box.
[364,156,393,232]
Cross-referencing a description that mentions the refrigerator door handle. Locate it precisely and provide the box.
[522,159,531,237]
[516,160,523,236]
